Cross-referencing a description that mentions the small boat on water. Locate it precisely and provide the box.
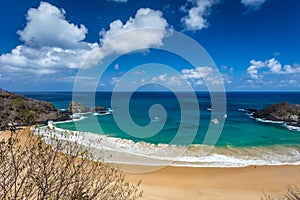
[151,116,161,122]
[211,118,219,124]
[207,108,212,111]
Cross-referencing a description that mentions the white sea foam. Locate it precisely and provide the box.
[54,115,87,124]
[92,108,113,116]
[253,118,300,131]
[283,124,300,131]
[255,118,284,124]
[238,108,254,116]
[34,126,300,168]
[240,108,300,131]
[92,112,111,116]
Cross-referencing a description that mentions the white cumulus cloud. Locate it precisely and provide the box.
[82,8,169,68]
[0,45,97,76]
[181,66,214,79]
[247,59,265,79]
[100,8,169,55]
[241,0,268,11]
[181,66,225,86]
[151,74,187,87]
[0,2,98,77]
[181,0,216,31]
[17,1,88,49]
[0,2,169,80]
[247,58,300,79]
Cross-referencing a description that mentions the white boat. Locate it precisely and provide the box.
[211,118,219,124]
[224,114,227,119]
[207,108,212,111]
[151,116,161,122]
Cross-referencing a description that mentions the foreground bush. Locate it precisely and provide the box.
[0,127,142,200]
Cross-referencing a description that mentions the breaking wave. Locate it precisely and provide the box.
[35,126,300,168]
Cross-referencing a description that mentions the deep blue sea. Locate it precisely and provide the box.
[22,92,300,167]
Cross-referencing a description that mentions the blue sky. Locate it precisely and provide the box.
[0,0,299,91]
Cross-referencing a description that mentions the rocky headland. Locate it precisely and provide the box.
[0,89,70,129]
[0,89,111,130]
[250,102,300,129]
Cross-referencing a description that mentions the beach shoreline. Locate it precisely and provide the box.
[36,124,300,168]
[1,127,300,199]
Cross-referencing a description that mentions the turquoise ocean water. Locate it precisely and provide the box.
[22,92,300,167]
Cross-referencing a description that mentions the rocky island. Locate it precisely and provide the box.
[94,106,109,114]
[67,102,110,114]
[250,102,300,130]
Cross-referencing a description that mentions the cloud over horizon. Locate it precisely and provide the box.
[181,66,226,86]
[247,58,300,80]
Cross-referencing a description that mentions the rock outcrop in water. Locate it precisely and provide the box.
[67,102,110,115]
[67,102,92,114]
[0,88,70,129]
[94,106,109,114]
[252,102,300,127]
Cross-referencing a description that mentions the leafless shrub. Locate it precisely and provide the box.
[0,127,142,200]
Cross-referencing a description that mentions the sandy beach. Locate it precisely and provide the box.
[124,164,300,199]
[1,127,300,200]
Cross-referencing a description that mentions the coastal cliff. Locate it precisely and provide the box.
[0,89,70,129]
[252,102,300,127]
